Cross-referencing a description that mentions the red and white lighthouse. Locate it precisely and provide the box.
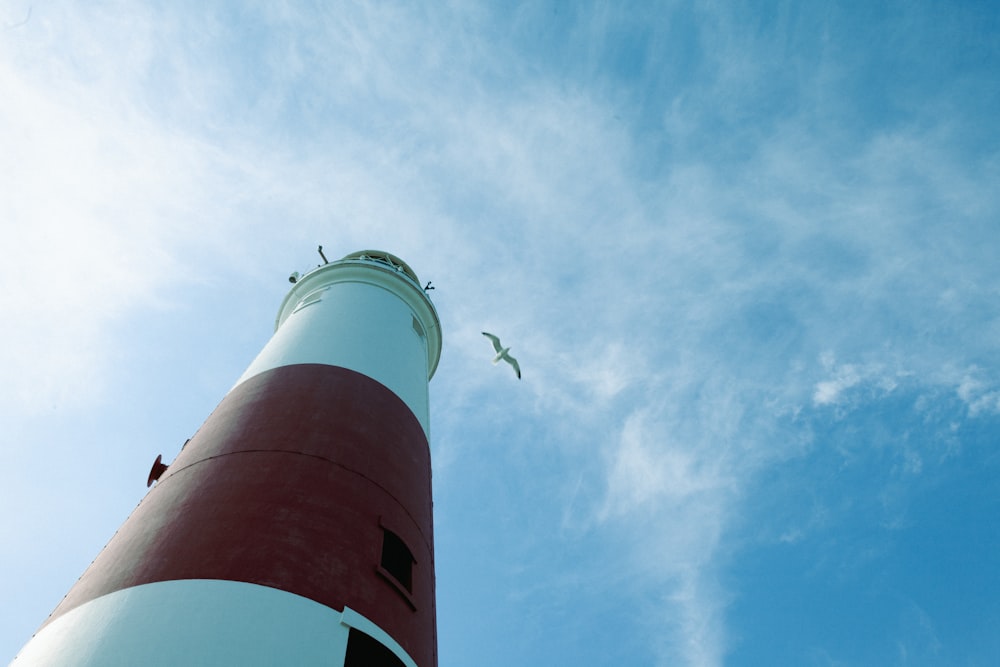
[13,250,441,667]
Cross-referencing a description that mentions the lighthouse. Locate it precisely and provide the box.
[12,250,441,667]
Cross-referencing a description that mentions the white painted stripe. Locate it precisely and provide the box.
[12,581,415,667]
[233,260,439,438]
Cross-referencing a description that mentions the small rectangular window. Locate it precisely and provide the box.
[411,315,425,338]
[380,528,414,592]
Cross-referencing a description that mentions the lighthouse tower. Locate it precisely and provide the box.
[13,250,441,667]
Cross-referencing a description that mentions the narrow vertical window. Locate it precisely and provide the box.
[411,315,425,338]
[380,528,414,593]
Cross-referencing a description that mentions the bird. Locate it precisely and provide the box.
[482,332,521,379]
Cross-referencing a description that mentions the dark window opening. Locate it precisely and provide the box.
[344,628,405,667]
[380,528,414,592]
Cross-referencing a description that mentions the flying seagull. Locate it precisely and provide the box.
[482,332,521,379]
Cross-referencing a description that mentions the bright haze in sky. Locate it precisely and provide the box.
[2,2,999,666]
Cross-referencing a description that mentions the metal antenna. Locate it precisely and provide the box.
[318,245,329,264]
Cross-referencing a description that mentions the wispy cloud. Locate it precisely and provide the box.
[599,406,737,665]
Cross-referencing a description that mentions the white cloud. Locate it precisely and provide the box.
[596,396,748,666]
[0,54,187,413]
[955,368,1000,417]
[603,410,727,518]
[811,353,906,409]
[814,370,862,406]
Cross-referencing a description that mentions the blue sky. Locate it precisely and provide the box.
[2,1,999,665]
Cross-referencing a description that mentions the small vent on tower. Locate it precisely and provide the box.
[411,315,425,339]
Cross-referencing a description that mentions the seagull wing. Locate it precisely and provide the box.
[506,355,521,379]
[482,331,503,353]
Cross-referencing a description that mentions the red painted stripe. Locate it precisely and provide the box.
[45,364,436,667]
